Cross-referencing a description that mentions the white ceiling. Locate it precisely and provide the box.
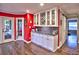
[0,3,79,16]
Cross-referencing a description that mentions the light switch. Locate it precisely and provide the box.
[29,26,31,28]
[30,21,32,23]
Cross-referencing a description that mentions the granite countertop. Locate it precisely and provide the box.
[32,31,58,36]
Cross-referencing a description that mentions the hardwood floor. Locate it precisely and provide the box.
[0,40,79,55]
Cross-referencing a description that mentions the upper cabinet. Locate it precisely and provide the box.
[34,8,58,27]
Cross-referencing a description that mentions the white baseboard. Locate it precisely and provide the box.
[0,39,32,44]
[53,48,58,52]
[23,40,31,43]
[15,39,31,43]
[0,40,15,44]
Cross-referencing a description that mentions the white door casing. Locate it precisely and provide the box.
[16,18,24,40]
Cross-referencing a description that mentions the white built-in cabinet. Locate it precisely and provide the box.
[34,8,58,27]
[31,32,58,52]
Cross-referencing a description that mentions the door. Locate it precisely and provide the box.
[67,18,78,48]
[16,18,24,40]
[2,17,14,43]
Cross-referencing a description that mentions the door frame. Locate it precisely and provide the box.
[16,18,24,40]
[1,17,14,43]
[67,18,78,46]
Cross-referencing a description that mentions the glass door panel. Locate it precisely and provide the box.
[37,14,39,25]
[40,12,46,25]
[51,10,55,25]
[4,20,12,39]
[67,19,77,48]
[47,11,50,25]
[34,15,37,25]
[16,18,24,40]
[18,20,22,36]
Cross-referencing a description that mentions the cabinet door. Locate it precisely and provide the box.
[54,35,58,50]
[37,34,41,45]
[35,33,39,44]
[47,11,50,25]
[31,33,34,41]
[37,14,39,25]
[34,33,38,43]
[51,10,55,25]
[38,34,42,46]
[34,15,37,25]
[47,36,53,51]
[42,35,48,48]
[32,34,36,43]
[40,12,46,25]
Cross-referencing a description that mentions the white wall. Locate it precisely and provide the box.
[0,16,3,42]
[59,15,67,48]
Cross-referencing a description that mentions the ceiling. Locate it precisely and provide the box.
[0,3,79,17]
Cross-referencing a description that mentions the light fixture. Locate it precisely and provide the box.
[40,3,44,6]
[26,10,30,13]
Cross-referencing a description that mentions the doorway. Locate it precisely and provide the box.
[16,18,24,40]
[67,18,78,48]
[2,17,14,43]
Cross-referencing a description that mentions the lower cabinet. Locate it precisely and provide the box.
[47,36,53,51]
[31,32,58,52]
[42,35,47,48]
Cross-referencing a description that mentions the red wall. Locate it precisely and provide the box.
[0,12,34,42]
[0,12,25,17]
[58,9,60,46]
[24,14,34,41]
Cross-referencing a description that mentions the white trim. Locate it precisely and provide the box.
[34,7,57,14]
[22,18,24,40]
[0,40,15,44]
[23,40,31,43]
[38,13,40,25]
[51,47,58,52]
[0,39,31,44]
[16,18,24,40]
[34,25,58,27]
[2,17,14,43]
[50,9,52,25]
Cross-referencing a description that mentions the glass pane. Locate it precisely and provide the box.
[67,20,77,48]
[4,20,12,39]
[37,14,39,25]
[40,12,45,25]
[34,15,37,25]
[51,10,55,25]
[47,11,50,25]
[18,20,22,36]
[69,22,77,30]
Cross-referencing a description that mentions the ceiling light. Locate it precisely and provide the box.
[26,10,30,13]
[40,3,44,6]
